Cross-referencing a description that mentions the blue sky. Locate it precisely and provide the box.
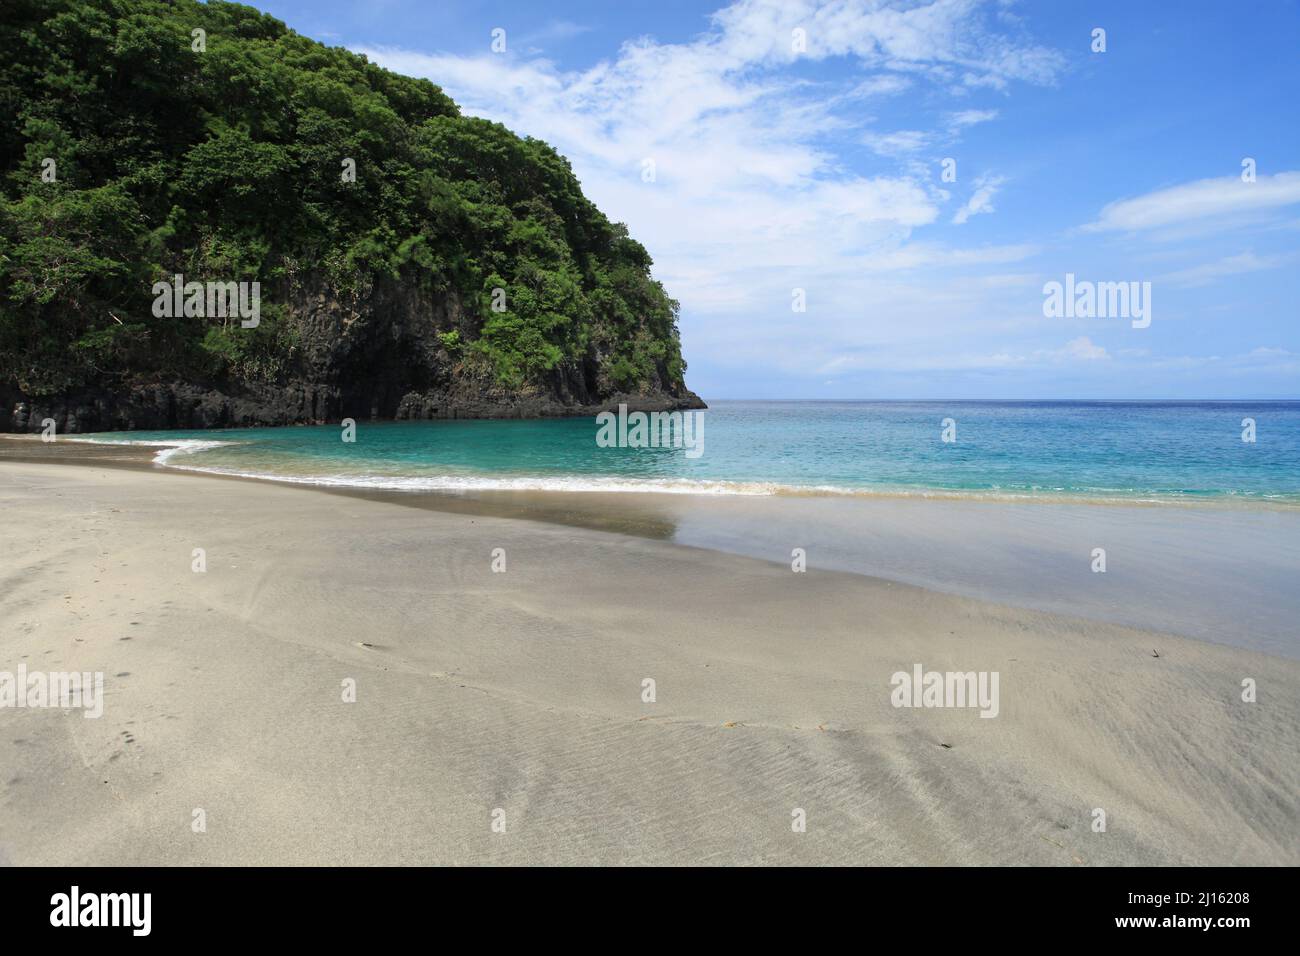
[252,0,1299,399]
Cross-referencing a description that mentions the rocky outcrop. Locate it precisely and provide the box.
[2,382,705,434]
[2,275,703,433]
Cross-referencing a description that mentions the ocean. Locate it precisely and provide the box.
[77,400,1300,505]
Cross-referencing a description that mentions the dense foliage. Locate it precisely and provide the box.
[0,0,688,398]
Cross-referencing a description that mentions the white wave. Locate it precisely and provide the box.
[65,436,238,465]
[158,462,788,496]
[148,459,1299,507]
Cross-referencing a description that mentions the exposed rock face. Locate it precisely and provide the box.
[2,276,703,433]
[2,382,705,434]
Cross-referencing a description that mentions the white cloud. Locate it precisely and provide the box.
[709,0,1063,86]
[863,110,998,163]
[1084,172,1300,233]
[1060,336,1109,361]
[947,108,998,128]
[811,333,1114,375]
[862,129,930,156]
[517,20,594,47]
[952,173,1006,224]
[846,74,913,98]
[860,241,1039,271]
[1158,251,1292,288]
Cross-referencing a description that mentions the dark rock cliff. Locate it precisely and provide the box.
[2,275,703,433]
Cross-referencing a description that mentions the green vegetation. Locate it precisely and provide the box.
[0,0,688,399]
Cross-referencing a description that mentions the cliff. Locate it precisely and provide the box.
[0,0,703,432]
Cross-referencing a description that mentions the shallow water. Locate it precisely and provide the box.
[77,400,1300,505]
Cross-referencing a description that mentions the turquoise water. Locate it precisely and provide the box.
[80,401,1300,504]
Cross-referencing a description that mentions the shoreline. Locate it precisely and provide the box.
[1,457,1296,865]
[4,433,1297,512]
[5,436,1300,659]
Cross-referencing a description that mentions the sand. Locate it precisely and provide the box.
[1,455,1296,865]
